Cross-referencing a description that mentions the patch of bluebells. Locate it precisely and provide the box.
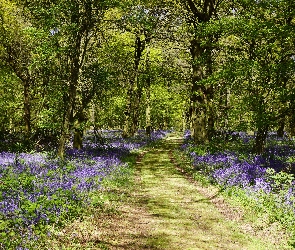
[182,130,295,218]
[0,129,169,248]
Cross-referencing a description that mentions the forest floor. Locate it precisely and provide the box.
[50,134,289,249]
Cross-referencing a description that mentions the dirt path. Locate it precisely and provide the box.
[52,135,282,249]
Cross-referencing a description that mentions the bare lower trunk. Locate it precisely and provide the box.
[123,36,145,138]
[57,103,72,158]
[145,87,151,137]
[131,86,142,135]
[206,86,215,141]
[192,107,207,143]
[289,102,295,137]
[253,125,268,155]
[190,39,208,144]
[23,80,31,134]
[122,87,133,138]
[207,112,215,141]
[277,118,285,137]
[73,129,83,149]
[224,87,230,131]
[58,82,77,158]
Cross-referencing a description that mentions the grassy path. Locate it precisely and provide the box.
[90,134,278,250]
[50,134,281,249]
[130,135,275,250]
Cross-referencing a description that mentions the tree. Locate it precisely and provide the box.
[178,0,227,143]
[0,0,44,134]
[25,0,114,157]
[226,0,295,153]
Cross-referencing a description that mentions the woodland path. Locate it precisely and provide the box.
[58,134,283,249]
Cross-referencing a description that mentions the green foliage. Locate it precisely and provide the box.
[266,168,294,192]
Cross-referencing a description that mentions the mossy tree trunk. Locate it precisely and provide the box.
[183,0,218,145]
[190,38,208,144]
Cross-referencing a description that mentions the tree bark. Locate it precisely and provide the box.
[58,82,77,158]
[73,129,83,149]
[23,79,31,134]
[289,101,295,137]
[190,38,208,144]
[183,0,218,144]
[123,36,145,138]
[206,85,215,141]
[253,97,269,154]
[146,99,151,136]
[57,35,80,158]
[277,117,285,137]
[253,125,268,155]
[131,84,142,135]
[145,52,152,137]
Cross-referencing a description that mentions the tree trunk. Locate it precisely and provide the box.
[57,49,79,158]
[206,85,215,141]
[146,103,151,136]
[122,84,133,138]
[277,117,285,137]
[123,36,145,138]
[190,38,208,144]
[73,129,83,149]
[289,103,295,137]
[191,107,207,143]
[23,80,31,134]
[131,85,142,135]
[207,111,215,141]
[224,87,230,131]
[73,110,87,149]
[57,83,76,158]
[253,125,268,155]
[252,96,269,155]
[145,67,151,137]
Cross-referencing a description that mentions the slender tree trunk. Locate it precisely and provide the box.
[253,97,269,154]
[277,117,285,137]
[122,77,134,138]
[289,102,295,137]
[146,94,151,136]
[206,47,215,141]
[206,85,215,141]
[131,84,142,135]
[224,87,230,131]
[123,36,145,138]
[23,80,31,134]
[73,110,86,150]
[145,54,152,137]
[58,50,79,158]
[58,83,77,158]
[290,122,295,137]
[122,83,134,138]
